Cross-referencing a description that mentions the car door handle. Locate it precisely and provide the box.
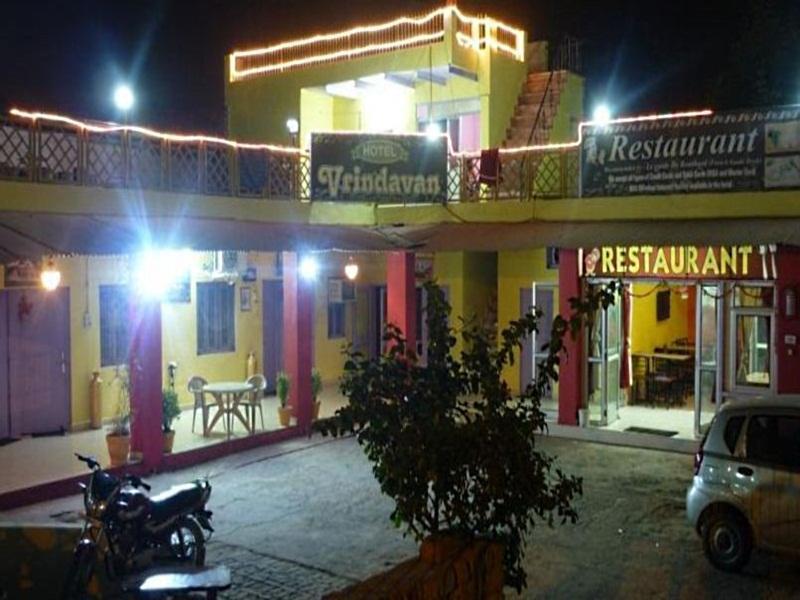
[737,466,754,476]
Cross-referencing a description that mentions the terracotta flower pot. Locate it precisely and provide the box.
[312,400,321,421]
[106,433,130,467]
[278,406,292,427]
[163,430,175,454]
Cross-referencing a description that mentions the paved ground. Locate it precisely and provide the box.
[5,434,800,598]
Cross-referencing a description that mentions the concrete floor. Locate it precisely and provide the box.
[4,433,800,598]
[0,390,348,495]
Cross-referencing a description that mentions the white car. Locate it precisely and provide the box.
[687,397,800,571]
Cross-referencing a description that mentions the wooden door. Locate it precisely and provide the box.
[8,288,71,435]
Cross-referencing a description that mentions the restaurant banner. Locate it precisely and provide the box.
[581,108,800,197]
[581,245,777,280]
[311,133,447,203]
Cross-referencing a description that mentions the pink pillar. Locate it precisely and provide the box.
[386,251,417,352]
[129,297,163,470]
[558,249,583,426]
[283,253,314,430]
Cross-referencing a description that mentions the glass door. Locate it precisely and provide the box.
[586,284,621,426]
[695,284,722,436]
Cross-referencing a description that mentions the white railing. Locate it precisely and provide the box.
[229,6,525,82]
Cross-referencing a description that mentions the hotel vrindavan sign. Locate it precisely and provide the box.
[582,246,777,280]
[311,133,447,203]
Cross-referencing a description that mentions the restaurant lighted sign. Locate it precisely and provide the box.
[582,245,776,279]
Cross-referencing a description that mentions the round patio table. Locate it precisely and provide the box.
[203,381,254,438]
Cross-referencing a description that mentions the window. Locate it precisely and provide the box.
[100,285,130,367]
[735,315,771,387]
[723,416,745,453]
[197,282,235,355]
[746,415,800,469]
[328,302,346,339]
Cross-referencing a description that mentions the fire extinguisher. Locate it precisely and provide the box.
[246,351,257,378]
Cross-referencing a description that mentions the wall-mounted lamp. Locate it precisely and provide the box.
[40,258,61,291]
[344,257,359,281]
[785,286,797,318]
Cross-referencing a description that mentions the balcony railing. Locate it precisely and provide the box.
[0,114,578,204]
[229,6,525,82]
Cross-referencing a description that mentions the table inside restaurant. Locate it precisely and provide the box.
[203,381,254,438]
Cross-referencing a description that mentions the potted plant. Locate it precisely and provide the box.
[311,368,323,420]
[276,371,291,427]
[162,389,181,453]
[106,366,131,467]
[317,281,617,593]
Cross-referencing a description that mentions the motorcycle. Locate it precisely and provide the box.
[62,453,214,599]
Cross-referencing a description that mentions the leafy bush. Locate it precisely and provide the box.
[316,280,617,591]
[107,365,131,437]
[162,389,181,432]
[276,371,290,408]
[311,368,323,401]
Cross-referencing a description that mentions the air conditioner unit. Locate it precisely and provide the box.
[211,251,241,282]
[328,278,356,303]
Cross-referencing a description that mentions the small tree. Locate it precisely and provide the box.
[162,389,181,433]
[316,280,617,592]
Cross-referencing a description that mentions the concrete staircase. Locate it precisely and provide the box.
[503,67,566,149]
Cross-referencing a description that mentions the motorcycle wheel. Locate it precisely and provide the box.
[167,517,206,566]
[61,544,95,600]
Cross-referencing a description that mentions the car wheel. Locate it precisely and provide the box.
[701,509,752,572]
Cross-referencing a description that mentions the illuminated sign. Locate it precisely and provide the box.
[582,246,776,280]
[311,133,447,203]
[581,107,800,197]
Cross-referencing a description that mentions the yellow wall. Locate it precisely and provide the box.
[631,284,692,354]
[53,252,279,429]
[433,252,497,355]
[497,249,559,394]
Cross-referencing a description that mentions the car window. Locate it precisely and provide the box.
[746,415,800,469]
[723,416,745,453]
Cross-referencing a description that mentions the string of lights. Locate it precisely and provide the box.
[229,6,525,81]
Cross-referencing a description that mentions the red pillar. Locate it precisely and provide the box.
[283,252,314,430]
[776,245,800,394]
[129,297,163,470]
[386,251,417,352]
[558,249,583,426]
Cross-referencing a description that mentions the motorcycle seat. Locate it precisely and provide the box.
[149,483,206,522]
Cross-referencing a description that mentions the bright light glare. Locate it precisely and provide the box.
[113,84,135,112]
[286,118,299,134]
[40,261,61,291]
[299,256,319,281]
[592,104,611,126]
[134,249,193,299]
[344,260,359,281]
[425,121,442,139]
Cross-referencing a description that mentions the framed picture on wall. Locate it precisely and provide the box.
[240,286,252,312]
[656,290,671,322]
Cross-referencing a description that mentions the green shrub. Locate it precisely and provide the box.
[316,280,618,591]
[162,389,181,433]
[311,368,323,401]
[276,371,290,408]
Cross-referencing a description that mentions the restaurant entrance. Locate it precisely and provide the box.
[586,278,775,439]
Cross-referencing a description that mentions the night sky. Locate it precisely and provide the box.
[1,0,798,134]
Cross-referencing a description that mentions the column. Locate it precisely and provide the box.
[558,248,582,426]
[283,252,314,430]
[129,297,163,469]
[386,251,417,352]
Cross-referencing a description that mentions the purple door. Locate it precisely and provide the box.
[0,293,8,439]
[262,280,284,394]
[8,288,70,435]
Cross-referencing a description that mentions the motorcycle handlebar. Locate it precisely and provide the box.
[75,453,100,470]
[125,475,151,492]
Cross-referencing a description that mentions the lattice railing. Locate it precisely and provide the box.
[0,115,580,203]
